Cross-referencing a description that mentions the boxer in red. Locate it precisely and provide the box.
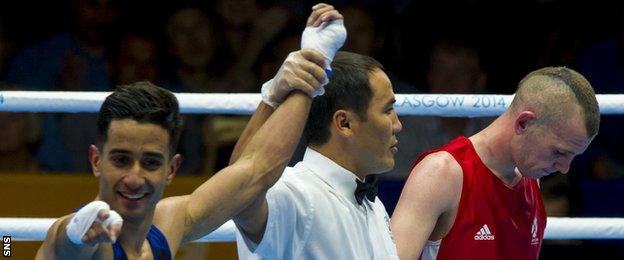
[392,67,600,260]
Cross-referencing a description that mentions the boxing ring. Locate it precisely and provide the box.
[1,91,624,242]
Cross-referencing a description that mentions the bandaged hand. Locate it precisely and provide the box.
[261,49,328,107]
[262,3,345,107]
[302,3,346,76]
[66,201,123,246]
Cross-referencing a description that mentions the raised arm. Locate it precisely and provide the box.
[391,152,463,260]
[230,3,343,165]
[173,51,325,242]
[231,4,345,243]
[228,102,273,165]
[154,3,343,248]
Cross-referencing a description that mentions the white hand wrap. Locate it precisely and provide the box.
[102,210,123,229]
[260,79,279,108]
[262,19,346,107]
[301,19,347,72]
[66,201,122,245]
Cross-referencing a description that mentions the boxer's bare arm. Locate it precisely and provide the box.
[155,92,314,245]
[37,216,79,260]
[229,102,274,166]
[391,152,463,259]
[231,4,344,244]
[153,49,326,249]
[227,6,340,168]
[36,215,102,259]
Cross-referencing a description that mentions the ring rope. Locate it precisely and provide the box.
[2,217,623,241]
[1,91,623,116]
[0,218,237,242]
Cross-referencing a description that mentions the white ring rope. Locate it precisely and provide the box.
[1,91,623,116]
[0,218,238,242]
[544,218,624,240]
[1,217,623,241]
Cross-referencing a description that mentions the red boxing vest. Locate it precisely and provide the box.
[416,136,546,260]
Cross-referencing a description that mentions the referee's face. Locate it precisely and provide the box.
[350,69,402,175]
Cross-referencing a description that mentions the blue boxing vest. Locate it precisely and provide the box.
[112,225,172,260]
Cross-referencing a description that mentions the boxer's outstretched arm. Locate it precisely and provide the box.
[154,3,340,248]
[155,49,327,246]
[157,92,314,245]
[228,101,274,166]
[231,4,344,244]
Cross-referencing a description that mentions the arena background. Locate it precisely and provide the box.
[0,0,623,259]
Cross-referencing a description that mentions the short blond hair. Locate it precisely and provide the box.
[510,67,599,137]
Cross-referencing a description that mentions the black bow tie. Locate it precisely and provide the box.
[355,175,378,205]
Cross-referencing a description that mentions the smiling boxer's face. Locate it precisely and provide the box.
[89,119,180,222]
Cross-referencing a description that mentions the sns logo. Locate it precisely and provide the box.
[3,236,10,257]
[474,224,495,240]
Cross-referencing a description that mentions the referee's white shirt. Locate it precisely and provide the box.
[236,147,399,260]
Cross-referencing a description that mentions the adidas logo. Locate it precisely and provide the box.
[474,224,495,240]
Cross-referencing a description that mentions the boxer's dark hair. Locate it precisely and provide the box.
[97,81,183,156]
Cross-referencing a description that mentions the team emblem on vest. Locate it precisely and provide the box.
[474,224,495,240]
[531,217,540,245]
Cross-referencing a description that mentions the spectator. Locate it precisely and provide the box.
[0,108,40,172]
[387,37,492,180]
[5,0,118,172]
[112,32,159,85]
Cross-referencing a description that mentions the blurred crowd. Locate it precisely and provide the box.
[0,0,623,255]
